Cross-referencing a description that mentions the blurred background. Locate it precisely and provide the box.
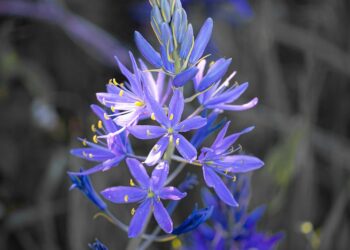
[0,0,350,249]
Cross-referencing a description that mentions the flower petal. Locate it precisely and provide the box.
[212,97,258,111]
[173,67,199,87]
[100,186,146,204]
[168,89,184,126]
[202,166,238,206]
[134,31,162,68]
[128,125,166,139]
[144,89,169,127]
[70,147,115,162]
[174,134,197,161]
[223,155,264,173]
[128,199,152,238]
[145,136,169,166]
[177,116,207,132]
[159,187,187,200]
[68,156,124,175]
[215,126,254,153]
[151,161,169,191]
[189,18,213,64]
[153,199,173,233]
[126,158,150,188]
[212,121,230,148]
[197,58,232,92]
[205,82,249,106]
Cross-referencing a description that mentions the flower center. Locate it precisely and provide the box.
[147,190,155,198]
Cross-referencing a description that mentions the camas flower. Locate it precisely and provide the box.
[69,105,129,175]
[96,52,165,128]
[129,89,207,165]
[101,158,186,237]
[88,239,109,250]
[194,60,258,111]
[69,169,107,211]
[198,121,264,206]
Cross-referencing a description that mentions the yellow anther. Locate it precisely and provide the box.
[91,124,96,132]
[169,135,174,143]
[130,179,135,187]
[104,113,110,120]
[232,175,237,182]
[209,61,215,67]
[112,78,118,85]
[168,127,174,134]
[224,169,229,175]
[169,113,174,120]
[93,135,98,144]
[82,139,87,146]
[176,138,180,146]
[119,90,124,97]
[119,82,124,87]
[300,221,313,234]
[151,113,156,120]
[111,106,116,112]
[146,129,152,136]
[131,208,136,216]
[124,195,129,202]
[88,153,93,158]
[153,144,159,151]
[135,101,144,107]
[97,120,103,129]
[171,238,182,249]
[109,79,113,84]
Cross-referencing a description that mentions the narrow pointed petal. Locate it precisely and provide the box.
[101,186,146,204]
[177,116,207,132]
[151,161,169,191]
[168,89,184,125]
[128,199,152,238]
[126,158,150,188]
[198,58,232,92]
[145,136,169,166]
[189,18,213,64]
[134,31,162,68]
[223,155,264,173]
[159,187,186,200]
[128,125,166,139]
[153,199,173,233]
[70,148,115,162]
[203,166,238,206]
[173,67,199,87]
[174,134,197,161]
[212,121,230,148]
[144,89,169,127]
[91,104,118,133]
[216,126,254,152]
[213,97,258,111]
[205,82,249,106]
[68,156,124,175]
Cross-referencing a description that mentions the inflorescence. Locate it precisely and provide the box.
[68,0,272,247]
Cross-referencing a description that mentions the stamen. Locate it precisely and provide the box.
[153,144,159,151]
[93,135,98,144]
[91,124,96,132]
[151,113,156,120]
[88,153,93,159]
[169,135,174,143]
[134,101,144,107]
[176,138,180,146]
[104,113,110,120]
[124,195,129,202]
[112,78,118,85]
[232,175,237,182]
[119,90,124,97]
[97,120,103,129]
[130,179,135,187]
[169,113,174,120]
[131,208,136,216]
[111,106,116,112]
[82,139,87,146]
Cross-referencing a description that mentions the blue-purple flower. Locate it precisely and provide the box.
[129,89,207,165]
[69,169,107,211]
[194,60,258,111]
[69,105,129,175]
[198,121,264,206]
[96,52,165,128]
[88,239,109,250]
[101,158,186,237]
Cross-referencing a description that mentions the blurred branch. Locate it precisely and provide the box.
[0,1,129,66]
[274,22,350,77]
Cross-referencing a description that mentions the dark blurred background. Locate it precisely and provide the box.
[1,0,350,249]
